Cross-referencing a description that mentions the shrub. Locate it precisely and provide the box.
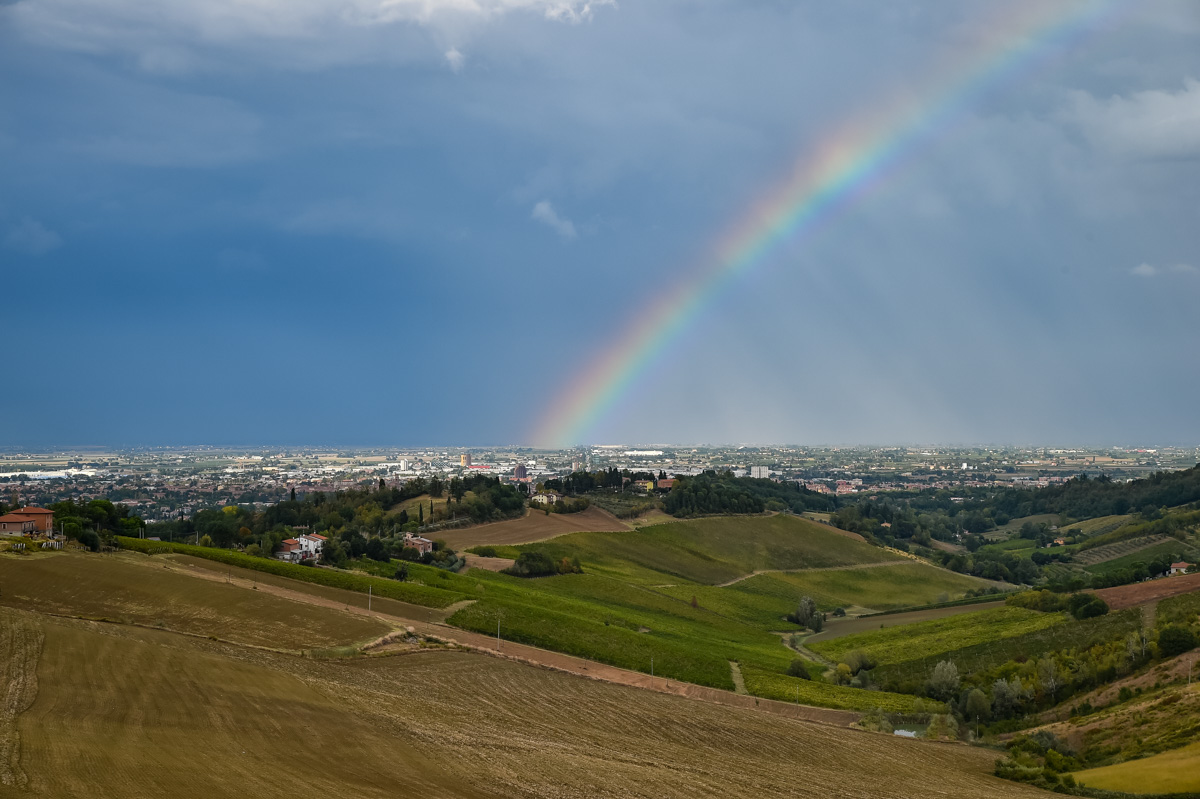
[786,659,811,679]
[78,530,101,552]
[1067,592,1108,620]
[1158,625,1199,658]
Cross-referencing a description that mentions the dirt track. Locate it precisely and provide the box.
[163,557,860,727]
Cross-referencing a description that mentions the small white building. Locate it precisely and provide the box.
[1169,561,1192,576]
[531,492,561,505]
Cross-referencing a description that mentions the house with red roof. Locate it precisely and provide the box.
[0,506,53,535]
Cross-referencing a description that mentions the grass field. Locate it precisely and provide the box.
[1068,514,1134,537]
[0,603,1048,799]
[739,664,924,712]
[809,606,1066,667]
[728,563,994,613]
[1075,740,1200,794]
[0,552,391,650]
[862,609,1142,690]
[494,514,905,586]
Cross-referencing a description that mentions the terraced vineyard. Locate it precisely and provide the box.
[1074,535,1174,566]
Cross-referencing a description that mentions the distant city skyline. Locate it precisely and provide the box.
[3,1,1198,446]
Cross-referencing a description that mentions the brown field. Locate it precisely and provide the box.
[0,552,392,650]
[804,601,1008,644]
[1,600,1049,799]
[436,505,628,549]
[1093,572,1200,610]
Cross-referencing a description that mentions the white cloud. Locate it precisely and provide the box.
[3,0,613,70]
[1065,79,1200,160]
[444,47,465,72]
[1131,263,1196,278]
[531,200,576,239]
[4,217,62,255]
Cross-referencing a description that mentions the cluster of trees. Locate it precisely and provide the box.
[993,466,1200,520]
[835,466,1200,557]
[786,596,826,632]
[1006,590,1109,620]
[502,551,583,578]
[663,472,834,517]
[928,547,1040,584]
[542,468,655,494]
[535,496,591,514]
[146,474,526,556]
[46,498,146,550]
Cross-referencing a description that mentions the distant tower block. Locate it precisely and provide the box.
[461,453,472,467]
[750,466,770,479]
[515,463,527,480]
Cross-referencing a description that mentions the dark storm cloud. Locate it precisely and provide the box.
[0,0,1196,446]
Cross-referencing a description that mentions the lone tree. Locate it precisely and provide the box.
[792,596,822,630]
[926,660,960,701]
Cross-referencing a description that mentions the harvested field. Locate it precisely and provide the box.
[0,552,392,650]
[4,606,1050,799]
[438,505,627,549]
[1093,572,1200,611]
[461,553,515,572]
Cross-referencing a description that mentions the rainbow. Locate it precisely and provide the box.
[532,0,1124,448]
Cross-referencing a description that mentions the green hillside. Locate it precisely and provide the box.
[491,514,904,586]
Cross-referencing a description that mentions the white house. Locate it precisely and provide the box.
[1169,561,1192,576]
[531,492,561,505]
[276,533,326,562]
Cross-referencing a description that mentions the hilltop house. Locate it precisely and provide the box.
[275,533,327,563]
[403,533,433,555]
[0,514,37,536]
[0,506,54,535]
[531,492,561,505]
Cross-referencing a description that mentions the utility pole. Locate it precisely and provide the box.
[368,585,372,612]
[496,617,501,650]
[651,657,654,678]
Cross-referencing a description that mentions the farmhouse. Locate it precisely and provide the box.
[0,514,37,536]
[403,533,433,555]
[276,538,303,562]
[531,492,561,505]
[275,533,327,562]
[0,506,54,535]
[1169,561,1192,576]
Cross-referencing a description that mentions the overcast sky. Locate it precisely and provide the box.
[2,0,1198,447]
